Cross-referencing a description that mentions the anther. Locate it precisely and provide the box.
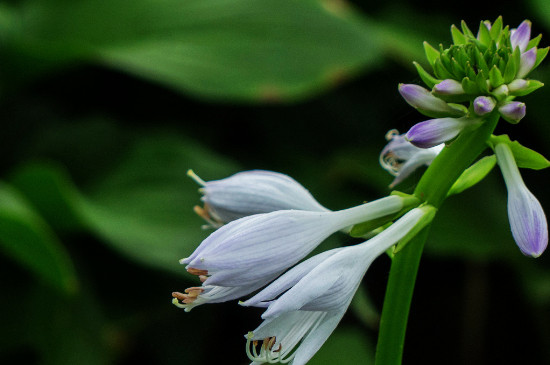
[187,267,209,276]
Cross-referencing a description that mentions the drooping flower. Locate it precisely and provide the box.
[495,143,548,257]
[188,170,328,227]
[241,207,435,365]
[173,195,415,310]
[380,129,443,187]
[405,117,480,149]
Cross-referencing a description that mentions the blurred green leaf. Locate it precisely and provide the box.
[309,326,374,365]
[10,134,239,276]
[0,182,78,294]
[11,0,383,101]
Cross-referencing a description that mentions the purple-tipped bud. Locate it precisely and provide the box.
[517,48,537,79]
[507,79,529,93]
[495,143,548,257]
[473,96,496,116]
[405,117,477,149]
[433,79,465,95]
[398,84,464,117]
[499,101,526,124]
[511,20,531,53]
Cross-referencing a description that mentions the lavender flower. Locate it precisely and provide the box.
[405,117,480,148]
[380,130,443,187]
[242,207,435,365]
[495,143,548,257]
[173,195,411,310]
[188,170,328,227]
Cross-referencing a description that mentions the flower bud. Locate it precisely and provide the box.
[491,84,509,100]
[498,101,526,124]
[517,48,537,79]
[507,79,528,93]
[405,117,478,149]
[398,84,465,118]
[495,143,547,257]
[510,20,531,53]
[473,96,496,116]
[433,79,465,95]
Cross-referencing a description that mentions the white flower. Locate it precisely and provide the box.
[188,170,328,228]
[172,195,409,311]
[380,129,443,188]
[241,207,434,365]
[495,143,548,257]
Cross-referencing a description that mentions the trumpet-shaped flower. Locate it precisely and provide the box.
[188,170,328,227]
[173,195,411,310]
[495,143,548,257]
[405,117,480,149]
[241,207,435,365]
[380,130,443,187]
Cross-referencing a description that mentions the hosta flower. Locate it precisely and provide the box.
[380,129,443,187]
[495,143,548,257]
[188,170,328,227]
[241,207,435,365]
[405,117,480,148]
[510,20,531,52]
[173,195,412,310]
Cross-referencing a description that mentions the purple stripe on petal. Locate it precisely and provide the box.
[511,20,531,52]
[405,117,470,148]
[498,101,526,124]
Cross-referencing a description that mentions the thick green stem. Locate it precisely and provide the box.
[374,113,500,365]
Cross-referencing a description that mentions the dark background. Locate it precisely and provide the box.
[0,0,549,364]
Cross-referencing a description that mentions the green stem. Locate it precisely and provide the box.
[374,112,500,365]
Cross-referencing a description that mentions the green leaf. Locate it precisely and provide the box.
[461,77,479,94]
[535,46,549,69]
[503,47,521,83]
[423,41,440,68]
[489,135,550,170]
[489,16,503,40]
[0,182,78,294]
[488,65,504,88]
[450,25,466,45]
[477,21,492,46]
[527,34,542,50]
[447,155,497,196]
[413,61,440,89]
[461,20,475,38]
[15,0,383,102]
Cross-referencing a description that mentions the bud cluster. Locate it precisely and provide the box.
[399,17,548,149]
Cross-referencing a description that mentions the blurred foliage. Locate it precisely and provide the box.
[0,0,550,364]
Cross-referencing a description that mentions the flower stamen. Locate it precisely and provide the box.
[187,267,209,276]
[246,332,296,364]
